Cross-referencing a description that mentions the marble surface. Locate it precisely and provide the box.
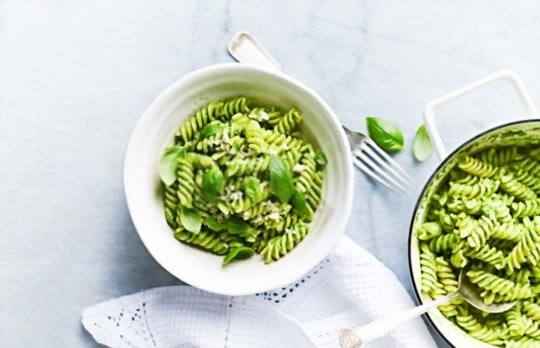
[1,1,540,346]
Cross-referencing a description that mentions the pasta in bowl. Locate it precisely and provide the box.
[160,97,327,266]
[409,120,540,347]
[124,63,354,295]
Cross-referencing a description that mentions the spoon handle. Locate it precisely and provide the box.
[228,32,281,72]
[338,293,459,348]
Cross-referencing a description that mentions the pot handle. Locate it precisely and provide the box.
[227,32,282,72]
[423,69,539,160]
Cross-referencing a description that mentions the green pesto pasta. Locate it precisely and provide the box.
[418,145,540,347]
[159,97,327,266]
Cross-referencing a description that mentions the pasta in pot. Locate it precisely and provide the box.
[418,145,540,346]
[159,96,327,266]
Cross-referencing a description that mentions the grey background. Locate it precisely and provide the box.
[1,0,540,346]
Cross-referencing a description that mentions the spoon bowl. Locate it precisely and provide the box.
[457,264,516,314]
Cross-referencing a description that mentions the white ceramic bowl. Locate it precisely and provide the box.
[124,63,354,296]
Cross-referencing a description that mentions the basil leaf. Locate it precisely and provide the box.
[200,121,224,139]
[413,124,433,162]
[290,189,309,217]
[202,167,224,202]
[269,154,295,202]
[366,116,404,153]
[158,145,186,186]
[244,176,263,202]
[203,216,224,232]
[222,246,255,266]
[225,217,252,235]
[187,153,215,169]
[225,216,256,235]
[217,202,230,216]
[180,206,202,234]
[314,151,328,169]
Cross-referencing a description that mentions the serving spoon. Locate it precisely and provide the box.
[338,264,516,348]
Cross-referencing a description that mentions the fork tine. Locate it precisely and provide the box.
[363,137,415,185]
[353,139,415,194]
[352,156,408,193]
[343,125,415,193]
[353,150,410,194]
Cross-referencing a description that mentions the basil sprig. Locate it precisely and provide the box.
[180,206,202,234]
[158,145,186,186]
[269,154,295,202]
[413,124,433,161]
[222,246,255,266]
[203,216,225,232]
[244,176,264,202]
[199,121,224,139]
[366,116,404,153]
[225,217,255,236]
[290,189,309,217]
[202,167,225,202]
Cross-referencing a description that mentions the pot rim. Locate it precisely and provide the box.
[407,118,540,347]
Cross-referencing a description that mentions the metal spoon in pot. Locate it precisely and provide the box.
[338,264,516,348]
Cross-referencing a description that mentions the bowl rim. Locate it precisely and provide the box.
[123,62,355,295]
[407,118,540,346]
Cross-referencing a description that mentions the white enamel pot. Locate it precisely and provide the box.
[408,70,540,347]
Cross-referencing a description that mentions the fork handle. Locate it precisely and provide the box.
[423,70,538,160]
[338,293,459,348]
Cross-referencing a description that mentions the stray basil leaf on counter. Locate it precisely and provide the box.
[269,154,295,202]
[180,206,202,234]
[158,145,186,186]
[223,246,255,266]
[202,167,224,202]
[366,116,404,153]
[413,124,434,162]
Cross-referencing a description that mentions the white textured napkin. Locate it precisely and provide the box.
[82,236,437,347]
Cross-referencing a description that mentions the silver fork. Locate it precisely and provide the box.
[343,126,414,194]
[228,32,414,194]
